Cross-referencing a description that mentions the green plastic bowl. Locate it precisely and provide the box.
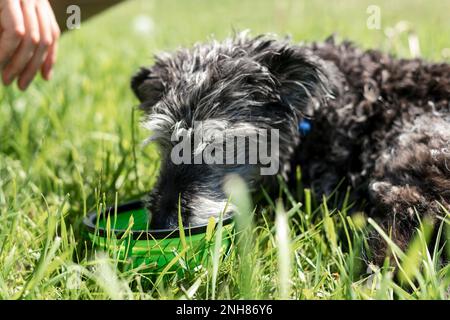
[83,200,234,271]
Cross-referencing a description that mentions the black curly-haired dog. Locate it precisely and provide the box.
[131,33,450,264]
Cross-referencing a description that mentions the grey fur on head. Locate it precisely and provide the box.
[132,32,450,264]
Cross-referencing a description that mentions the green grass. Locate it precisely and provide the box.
[0,0,449,300]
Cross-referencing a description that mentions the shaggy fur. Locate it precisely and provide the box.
[131,32,450,264]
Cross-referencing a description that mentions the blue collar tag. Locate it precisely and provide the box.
[298,119,312,136]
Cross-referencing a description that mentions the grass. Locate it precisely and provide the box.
[0,0,449,300]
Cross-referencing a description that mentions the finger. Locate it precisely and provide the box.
[0,0,25,70]
[2,0,40,85]
[44,0,60,41]
[18,1,54,90]
[41,0,59,80]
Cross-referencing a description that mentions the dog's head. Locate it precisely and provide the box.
[131,33,332,229]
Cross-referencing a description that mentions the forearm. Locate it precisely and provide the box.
[49,0,125,32]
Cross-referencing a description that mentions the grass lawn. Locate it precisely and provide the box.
[0,0,449,299]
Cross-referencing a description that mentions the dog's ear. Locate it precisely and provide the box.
[257,43,332,114]
[131,65,167,108]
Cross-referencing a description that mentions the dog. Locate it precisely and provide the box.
[131,32,450,264]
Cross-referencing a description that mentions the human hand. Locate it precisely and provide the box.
[0,0,60,90]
